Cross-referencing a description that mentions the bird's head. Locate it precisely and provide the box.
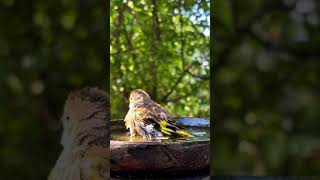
[129,89,151,103]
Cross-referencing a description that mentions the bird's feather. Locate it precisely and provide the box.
[124,89,192,138]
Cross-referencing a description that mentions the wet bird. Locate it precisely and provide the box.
[48,87,109,180]
[124,89,192,138]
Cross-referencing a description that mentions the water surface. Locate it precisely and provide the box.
[111,126,210,142]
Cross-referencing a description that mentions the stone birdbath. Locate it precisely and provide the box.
[110,117,210,179]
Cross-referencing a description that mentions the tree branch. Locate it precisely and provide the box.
[162,62,198,102]
[150,0,161,101]
[179,0,185,69]
[123,1,137,63]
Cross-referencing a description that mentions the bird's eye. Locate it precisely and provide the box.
[66,116,70,120]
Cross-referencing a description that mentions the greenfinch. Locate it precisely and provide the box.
[124,89,192,138]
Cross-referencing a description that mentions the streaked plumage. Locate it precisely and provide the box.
[124,89,192,138]
[48,87,109,180]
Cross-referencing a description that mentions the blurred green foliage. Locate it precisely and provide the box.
[213,0,320,175]
[110,0,210,119]
[0,0,106,179]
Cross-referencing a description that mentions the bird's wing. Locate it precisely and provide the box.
[134,103,192,137]
[148,101,188,130]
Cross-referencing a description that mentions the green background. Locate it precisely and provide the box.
[110,0,210,120]
[212,0,320,175]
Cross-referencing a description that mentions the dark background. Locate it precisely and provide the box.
[212,0,320,176]
[0,0,107,179]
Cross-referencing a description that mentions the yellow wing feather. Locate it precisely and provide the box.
[128,102,193,137]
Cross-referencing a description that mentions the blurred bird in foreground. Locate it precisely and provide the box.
[48,87,109,180]
[124,89,192,138]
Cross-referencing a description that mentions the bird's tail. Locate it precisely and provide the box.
[159,121,193,137]
[175,129,193,137]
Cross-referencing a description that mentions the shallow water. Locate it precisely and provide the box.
[111,126,210,142]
